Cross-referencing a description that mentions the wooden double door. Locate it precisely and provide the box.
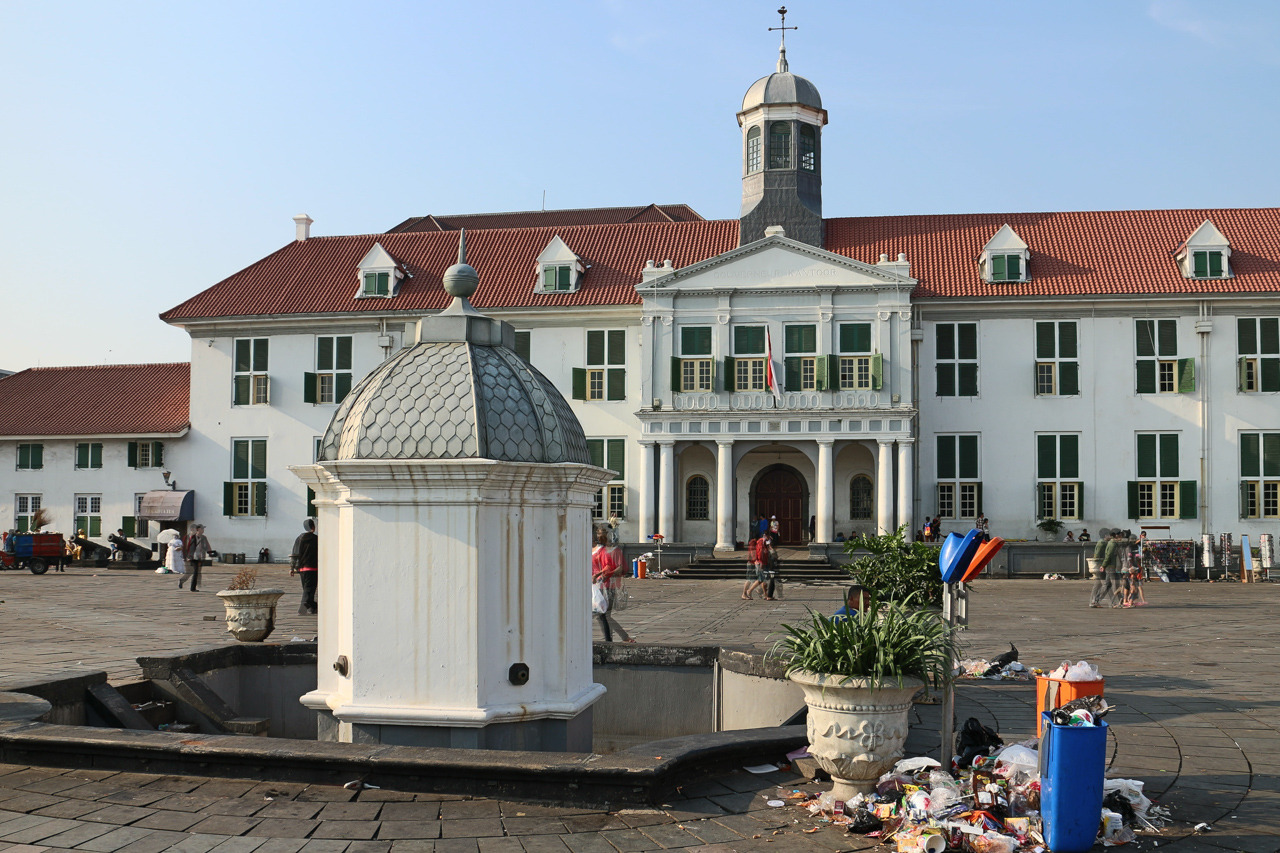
[754,466,809,545]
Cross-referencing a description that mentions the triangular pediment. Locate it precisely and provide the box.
[358,242,398,269]
[635,235,915,293]
[1183,219,1229,249]
[982,224,1028,254]
[536,235,579,265]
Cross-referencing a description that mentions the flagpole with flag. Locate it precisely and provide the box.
[765,326,783,403]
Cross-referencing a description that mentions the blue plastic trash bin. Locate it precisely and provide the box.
[1040,712,1108,853]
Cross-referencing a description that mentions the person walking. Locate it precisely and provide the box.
[163,532,186,578]
[291,518,319,615]
[762,534,780,600]
[591,525,633,642]
[1089,530,1126,608]
[179,523,213,592]
[742,534,763,600]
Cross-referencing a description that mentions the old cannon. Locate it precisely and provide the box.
[72,536,112,563]
[108,533,154,562]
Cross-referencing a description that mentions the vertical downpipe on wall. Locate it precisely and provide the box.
[1197,302,1212,535]
[910,310,923,527]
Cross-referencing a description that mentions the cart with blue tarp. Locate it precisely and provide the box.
[1,532,63,574]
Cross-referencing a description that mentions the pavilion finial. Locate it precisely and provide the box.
[769,6,796,72]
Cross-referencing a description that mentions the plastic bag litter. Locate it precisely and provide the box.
[968,831,1019,853]
[992,744,1039,780]
[1048,660,1102,681]
[1103,778,1153,817]
[925,770,964,815]
[894,756,942,774]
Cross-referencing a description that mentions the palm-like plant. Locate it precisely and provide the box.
[843,526,942,606]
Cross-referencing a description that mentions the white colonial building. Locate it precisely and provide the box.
[11,42,1280,560]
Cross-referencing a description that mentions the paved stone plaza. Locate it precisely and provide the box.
[0,562,1278,852]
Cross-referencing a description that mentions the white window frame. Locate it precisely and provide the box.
[734,325,767,392]
[230,438,267,517]
[15,494,41,532]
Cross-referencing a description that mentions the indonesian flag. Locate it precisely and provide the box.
[765,326,783,401]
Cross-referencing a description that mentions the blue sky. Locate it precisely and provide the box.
[3,0,1279,371]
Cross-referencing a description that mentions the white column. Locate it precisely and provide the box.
[896,439,914,537]
[816,440,835,543]
[658,441,676,542]
[637,441,655,543]
[715,440,735,552]
[876,439,895,534]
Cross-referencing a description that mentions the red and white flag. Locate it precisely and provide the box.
[765,326,783,401]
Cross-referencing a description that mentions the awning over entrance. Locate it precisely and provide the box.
[138,490,195,522]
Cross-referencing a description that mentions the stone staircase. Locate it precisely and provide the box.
[673,551,849,583]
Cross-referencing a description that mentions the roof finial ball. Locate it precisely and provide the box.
[442,229,480,301]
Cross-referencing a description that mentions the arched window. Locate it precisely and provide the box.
[768,121,791,169]
[745,126,762,174]
[799,125,817,172]
[686,476,709,520]
[850,475,873,520]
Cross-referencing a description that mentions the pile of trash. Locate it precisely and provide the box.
[957,646,1030,682]
[781,739,1167,850]
[1047,660,1103,681]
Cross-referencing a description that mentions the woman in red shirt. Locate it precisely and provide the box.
[591,526,633,642]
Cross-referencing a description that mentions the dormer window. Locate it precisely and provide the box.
[355,242,404,300]
[979,224,1030,283]
[536,235,585,294]
[1176,219,1232,280]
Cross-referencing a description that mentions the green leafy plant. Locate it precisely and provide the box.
[1036,518,1065,538]
[842,526,942,606]
[772,599,956,688]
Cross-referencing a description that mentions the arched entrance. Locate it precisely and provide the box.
[752,464,809,545]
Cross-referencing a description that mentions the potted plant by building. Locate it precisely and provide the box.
[1036,518,1065,541]
[842,526,942,607]
[216,567,285,642]
[774,598,955,798]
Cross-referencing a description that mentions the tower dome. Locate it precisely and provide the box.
[741,47,822,111]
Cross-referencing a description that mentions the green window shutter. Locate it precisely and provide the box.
[571,368,586,400]
[1060,361,1080,396]
[1179,481,1197,519]
[1241,433,1260,477]
[1261,318,1280,353]
[936,324,955,360]
[233,374,250,406]
[671,357,683,392]
[1061,435,1080,478]
[958,323,978,360]
[89,517,101,537]
[75,516,87,535]
[16,517,29,533]
[992,255,1006,281]
[1158,320,1177,357]
[250,440,267,479]
[815,355,829,391]
[958,363,979,397]
[1209,252,1223,278]
[607,330,626,365]
[127,441,138,468]
[235,339,251,372]
[1177,358,1195,393]
[253,339,269,371]
[936,364,955,396]
[232,440,250,480]
[1159,434,1179,478]
[90,444,102,468]
[871,353,883,390]
[937,436,956,479]
[76,443,89,469]
[317,336,334,370]
[1262,358,1280,392]
[1037,435,1057,479]
[735,326,764,354]
[1239,318,1257,354]
[514,331,531,361]
[542,267,555,290]
[586,331,605,366]
[784,325,816,354]
[784,357,802,392]
[121,517,136,538]
[306,487,316,518]
[1135,320,1155,357]
[1036,323,1056,359]
[32,445,42,469]
[1239,357,1249,391]
[335,372,352,404]
[1076,482,1084,519]
[1193,251,1208,278]
[557,266,570,289]
[840,323,871,353]
[1059,322,1078,358]
[723,357,736,392]
[1241,481,1252,519]
[607,439,625,478]
[586,439,604,470]
[253,482,268,517]
[1135,360,1156,394]
[1127,481,1140,519]
[153,442,163,467]
[377,272,390,294]
[17,444,28,469]
[975,482,984,514]
[336,336,352,370]
[1137,434,1158,478]
[681,326,712,356]
[607,369,626,401]
[303,372,318,404]
[1008,255,1021,280]
[958,435,979,479]
[1033,363,1042,396]
[1263,433,1280,477]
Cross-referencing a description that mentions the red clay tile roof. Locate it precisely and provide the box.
[0,363,190,437]
[162,207,1280,323]
[160,220,740,321]
[386,204,704,233]
[824,207,1280,298]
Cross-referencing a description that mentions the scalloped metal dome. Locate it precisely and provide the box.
[742,70,822,111]
[319,340,590,464]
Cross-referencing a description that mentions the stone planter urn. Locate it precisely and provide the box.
[1086,557,1101,577]
[789,669,925,799]
[216,589,285,642]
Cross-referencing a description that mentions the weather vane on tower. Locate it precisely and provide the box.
[769,6,796,71]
